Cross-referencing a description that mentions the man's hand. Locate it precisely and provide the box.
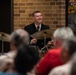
[30,38,37,44]
[47,40,54,47]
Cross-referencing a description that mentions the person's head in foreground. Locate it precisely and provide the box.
[61,36,76,63]
[10,29,29,50]
[13,44,39,74]
[0,29,30,72]
[48,36,76,75]
[53,27,74,48]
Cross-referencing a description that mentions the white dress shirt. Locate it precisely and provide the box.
[35,24,41,31]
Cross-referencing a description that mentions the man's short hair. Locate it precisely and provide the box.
[32,11,41,16]
[10,29,29,47]
[62,36,76,56]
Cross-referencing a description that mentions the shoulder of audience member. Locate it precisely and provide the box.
[48,66,61,75]
[0,54,8,60]
[48,63,69,75]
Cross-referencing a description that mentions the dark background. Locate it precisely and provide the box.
[0,0,13,53]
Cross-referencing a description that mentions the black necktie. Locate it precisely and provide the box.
[37,26,39,31]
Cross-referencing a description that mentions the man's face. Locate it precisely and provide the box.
[33,12,43,24]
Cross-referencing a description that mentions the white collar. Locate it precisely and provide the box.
[35,24,41,31]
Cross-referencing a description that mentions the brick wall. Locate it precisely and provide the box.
[69,0,75,2]
[14,0,66,30]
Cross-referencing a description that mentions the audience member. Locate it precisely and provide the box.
[48,36,76,75]
[0,45,39,75]
[35,27,74,75]
[0,29,29,71]
[70,52,76,75]
[24,11,50,49]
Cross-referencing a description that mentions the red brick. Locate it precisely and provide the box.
[19,24,25,27]
[20,7,28,10]
[20,0,28,2]
[43,18,50,20]
[26,3,33,5]
[50,18,55,20]
[56,25,64,28]
[33,3,42,5]
[56,2,65,5]
[45,14,52,16]
[56,17,64,20]
[36,6,45,9]
[53,21,58,24]
[45,21,53,24]
[45,0,51,1]
[59,6,65,9]
[53,14,58,16]
[14,3,19,6]
[53,0,58,1]
[14,7,20,9]
[45,6,52,9]
[50,2,55,5]
[50,25,56,28]
[19,3,25,6]
[42,2,50,5]
[28,7,36,9]
[26,18,32,20]
[19,10,25,13]
[29,14,32,17]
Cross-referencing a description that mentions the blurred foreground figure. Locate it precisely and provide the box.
[70,52,76,75]
[48,36,76,75]
[35,27,74,75]
[0,45,39,75]
[0,29,29,71]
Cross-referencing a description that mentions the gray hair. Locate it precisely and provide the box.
[10,29,29,47]
[53,27,74,41]
[62,36,76,56]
